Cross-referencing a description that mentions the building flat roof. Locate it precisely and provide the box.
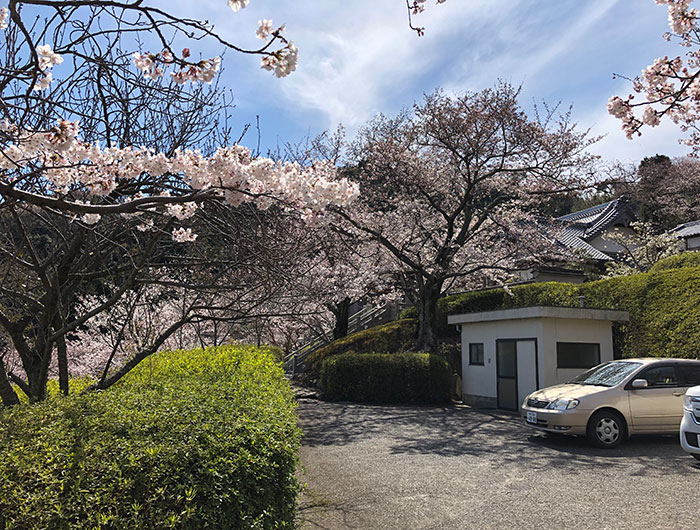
[447,306,630,324]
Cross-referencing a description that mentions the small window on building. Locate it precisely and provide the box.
[469,343,484,365]
[556,342,600,369]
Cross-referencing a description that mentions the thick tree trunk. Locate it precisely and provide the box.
[331,297,351,340]
[416,280,443,355]
[0,359,20,407]
[56,334,69,396]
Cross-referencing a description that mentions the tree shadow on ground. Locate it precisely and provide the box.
[297,397,700,476]
[296,470,369,530]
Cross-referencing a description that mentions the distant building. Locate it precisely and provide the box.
[673,220,700,252]
[516,196,637,283]
[555,196,637,260]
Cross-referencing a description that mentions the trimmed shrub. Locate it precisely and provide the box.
[400,283,580,336]
[580,267,700,359]
[307,318,417,373]
[649,250,700,272]
[0,345,301,530]
[320,352,451,404]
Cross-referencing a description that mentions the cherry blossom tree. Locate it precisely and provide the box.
[335,83,598,353]
[608,0,700,153]
[0,1,366,406]
[603,221,680,277]
[0,0,356,224]
[615,154,700,228]
[0,0,464,405]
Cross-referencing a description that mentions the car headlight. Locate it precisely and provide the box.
[546,398,580,410]
[685,395,700,410]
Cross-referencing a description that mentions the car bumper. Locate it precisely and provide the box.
[520,406,588,436]
[680,409,700,455]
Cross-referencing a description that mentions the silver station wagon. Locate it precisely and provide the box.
[520,358,700,448]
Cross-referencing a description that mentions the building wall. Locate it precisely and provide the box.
[589,226,636,255]
[687,235,700,250]
[539,318,614,385]
[460,317,614,408]
[460,319,543,408]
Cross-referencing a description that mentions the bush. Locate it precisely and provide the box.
[649,250,700,272]
[435,271,700,360]
[400,283,580,336]
[0,345,301,530]
[580,268,700,359]
[320,352,451,404]
[307,318,417,373]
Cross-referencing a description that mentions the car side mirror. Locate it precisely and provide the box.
[631,379,648,389]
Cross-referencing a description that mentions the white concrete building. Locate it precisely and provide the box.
[674,220,700,252]
[447,306,630,410]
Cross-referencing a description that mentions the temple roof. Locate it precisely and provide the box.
[673,219,700,238]
[555,197,636,261]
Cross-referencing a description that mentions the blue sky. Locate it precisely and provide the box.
[169,0,689,164]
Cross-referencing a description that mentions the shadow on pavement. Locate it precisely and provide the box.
[297,398,699,475]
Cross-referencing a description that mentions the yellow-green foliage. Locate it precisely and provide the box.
[649,250,700,272]
[320,352,451,404]
[401,269,700,360]
[579,267,700,359]
[307,318,417,374]
[0,345,301,530]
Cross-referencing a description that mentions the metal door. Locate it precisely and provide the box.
[497,339,538,411]
[497,340,518,410]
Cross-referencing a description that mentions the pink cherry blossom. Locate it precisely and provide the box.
[227,0,249,12]
[256,19,274,40]
[172,227,198,242]
[611,1,700,152]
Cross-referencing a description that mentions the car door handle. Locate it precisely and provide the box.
[673,392,684,397]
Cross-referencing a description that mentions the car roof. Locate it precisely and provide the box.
[613,358,700,365]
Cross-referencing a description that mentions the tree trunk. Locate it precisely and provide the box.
[0,359,20,407]
[331,297,351,340]
[56,334,69,396]
[416,280,443,355]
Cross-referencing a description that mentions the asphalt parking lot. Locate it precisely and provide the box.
[296,395,699,530]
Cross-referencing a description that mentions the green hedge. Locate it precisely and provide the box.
[307,318,417,374]
[649,250,700,272]
[401,270,700,360]
[0,345,300,530]
[579,268,700,359]
[320,352,451,404]
[400,283,580,334]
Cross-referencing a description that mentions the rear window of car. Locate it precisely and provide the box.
[678,363,700,386]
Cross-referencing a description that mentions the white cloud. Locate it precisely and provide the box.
[584,107,689,164]
[144,0,693,164]
[271,0,520,131]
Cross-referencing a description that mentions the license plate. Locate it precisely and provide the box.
[526,411,537,424]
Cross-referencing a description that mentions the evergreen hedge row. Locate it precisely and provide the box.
[0,345,301,530]
[320,352,451,404]
[648,250,700,272]
[307,318,417,374]
[401,265,700,360]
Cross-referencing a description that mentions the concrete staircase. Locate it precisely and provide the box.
[283,299,407,375]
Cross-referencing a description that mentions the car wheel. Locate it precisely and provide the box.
[693,454,700,462]
[586,410,626,449]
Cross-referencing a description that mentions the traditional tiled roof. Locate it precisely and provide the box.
[673,219,700,239]
[555,197,636,261]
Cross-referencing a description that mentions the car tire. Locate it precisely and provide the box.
[692,454,700,462]
[586,410,626,449]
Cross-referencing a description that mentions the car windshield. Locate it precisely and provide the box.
[569,361,643,387]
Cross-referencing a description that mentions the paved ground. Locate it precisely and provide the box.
[295,395,700,530]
